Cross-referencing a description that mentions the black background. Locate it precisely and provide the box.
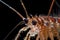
[0,0,60,40]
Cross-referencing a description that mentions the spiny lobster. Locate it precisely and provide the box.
[0,0,60,40]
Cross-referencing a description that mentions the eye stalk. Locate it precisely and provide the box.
[23,18,28,23]
[32,20,37,25]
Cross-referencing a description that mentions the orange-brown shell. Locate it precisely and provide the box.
[58,18,60,23]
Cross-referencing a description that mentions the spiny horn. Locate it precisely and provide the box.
[20,0,29,18]
[48,0,55,17]
[0,0,24,20]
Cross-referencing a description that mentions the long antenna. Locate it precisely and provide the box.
[20,0,29,18]
[0,0,24,20]
[48,0,55,16]
[3,21,24,40]
[56,0,60,8]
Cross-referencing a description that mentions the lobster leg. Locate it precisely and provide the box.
[49,31,54,40]
[15,27,29,40]
[43,27,48,40]
[55,23,60,40]
[56,32,60,40]
[48,27,54,40]
[53,28,60,40]
[36,34,39,40]
[39,31,45,40]
[57,30,60,40]
[28,35,30,40]
[24,31,30,40]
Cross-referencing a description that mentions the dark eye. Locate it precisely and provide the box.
[32,20,37,25]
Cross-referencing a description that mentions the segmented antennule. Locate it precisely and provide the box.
[48,0,55,16]
[20,0,30,18]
